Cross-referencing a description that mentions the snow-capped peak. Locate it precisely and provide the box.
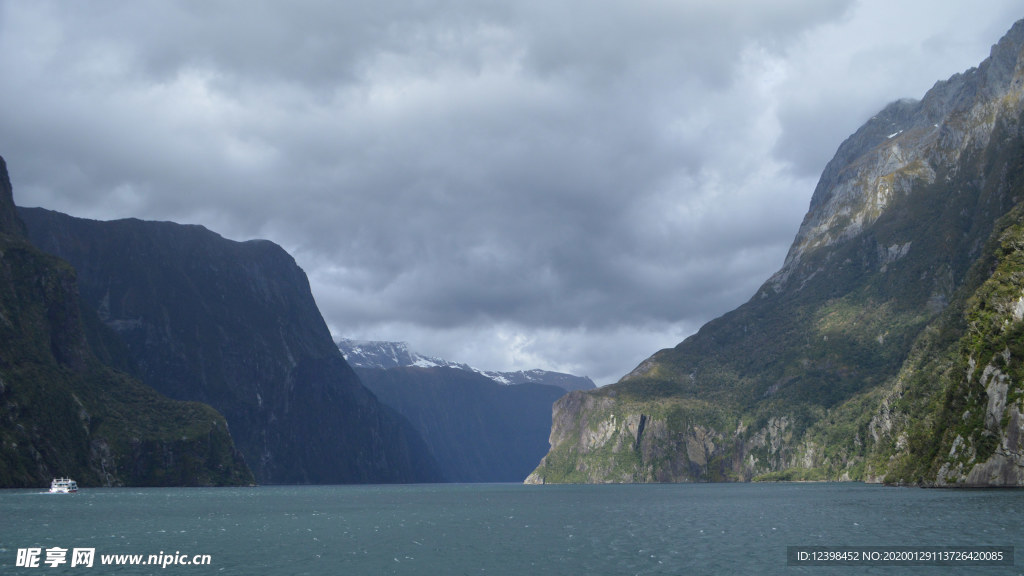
[336,338,596,391]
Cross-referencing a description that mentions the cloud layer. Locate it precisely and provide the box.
[1,1,1020,384]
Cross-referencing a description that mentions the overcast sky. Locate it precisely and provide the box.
[1,1,1021,385]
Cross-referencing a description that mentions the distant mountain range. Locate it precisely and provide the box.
[337,338,596,391]
[355,366,567,482]
[338,338,592,482]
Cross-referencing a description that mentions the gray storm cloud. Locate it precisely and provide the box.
[1,0,1020,383]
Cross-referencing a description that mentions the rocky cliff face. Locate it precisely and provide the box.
[356,366,566,482]
[0,157,25,237]
[859,212,1024,486]
[776,19,1024,290]
[529,19,1024,486]
[19,208,441,484]
[0,156,253,487]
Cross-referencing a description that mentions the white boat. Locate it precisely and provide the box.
[48,478,78,493]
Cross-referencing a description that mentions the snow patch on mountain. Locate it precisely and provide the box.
[337,338,596,391]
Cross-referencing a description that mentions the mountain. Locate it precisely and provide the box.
[355,366,567,482]
[19,208,442,484]
[338,338,588,481]
[0,156,253,487]
[528,19,1024,487]
[338,338,596,391]
[338,339,473,370]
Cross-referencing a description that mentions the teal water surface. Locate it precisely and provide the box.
[0,482,1020,575]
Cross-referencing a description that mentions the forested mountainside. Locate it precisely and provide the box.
[529,19,1024,487]
[0,156,253,487]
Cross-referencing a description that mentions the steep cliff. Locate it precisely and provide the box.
[0,156,253,487]
[858,207,1024,486]
[19,208,441,484]
[529,19,1024,486]
[357,366,566,482]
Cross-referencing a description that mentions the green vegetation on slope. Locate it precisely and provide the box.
[863,204,1024,485]
[0,235,254,487]
[529,23,1024,485]
[0,153,253,488]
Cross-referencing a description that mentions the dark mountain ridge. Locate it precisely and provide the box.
[339,339,591,481]
[20,207,442,484]
[0,156,253,487]
[356,366,567,482]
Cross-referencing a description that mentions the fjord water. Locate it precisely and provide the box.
[0,483,1020,575]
